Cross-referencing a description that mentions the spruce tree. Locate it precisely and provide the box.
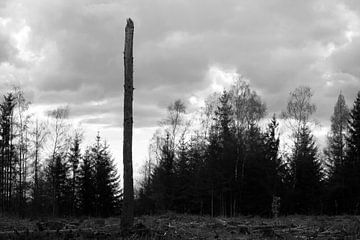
[241,123,269,215]
[343,91,360,213]
[205,127,223,216]
[173,139,191,212]
[92,135,120,217]
[264,114,283,196]
[290,126,323,214]
[211,91,236,216]
[0,93,16,213]
[151,134,175,211]
[186,137,207,214]
[325,93,349,213]
[68,133,81,215]
[264,115,284,215]
[326,93,350,172]
[46,153,70,216]
[78,149,96,216]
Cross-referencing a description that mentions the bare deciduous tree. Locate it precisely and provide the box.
[229,78,266,129]
[47,106,70,216]
[228,78,267,214]
[13,87,31,215]
[281,86,316,136]
[31,118,48,214]
[161,99,188,152]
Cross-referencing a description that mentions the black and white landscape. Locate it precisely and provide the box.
[0,0,359,239]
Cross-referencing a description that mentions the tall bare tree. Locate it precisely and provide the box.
[281,86,319,193]
[68,130,83,215]
[13,87,31,215]
[121,18,134,230]
[229,78,266,129]
[31,118,48,213]
[228,79,266,214]
[0,93,16,213]
[47,106,70,216]
[161,100,187,152]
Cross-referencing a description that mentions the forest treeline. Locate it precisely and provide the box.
[0,88,121,217]
[137,79,360,216]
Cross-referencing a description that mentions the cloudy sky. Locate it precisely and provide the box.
[0,0,360,180]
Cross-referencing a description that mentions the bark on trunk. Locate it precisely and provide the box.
[121,18,134,230]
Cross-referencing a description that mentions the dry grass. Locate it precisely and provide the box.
[0,214,359,239]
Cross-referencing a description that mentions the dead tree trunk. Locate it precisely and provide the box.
[121,18,134,230]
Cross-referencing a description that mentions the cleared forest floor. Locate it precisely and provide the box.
[0,214,359,239]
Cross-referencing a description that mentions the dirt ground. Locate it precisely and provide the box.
[0,214,359,239]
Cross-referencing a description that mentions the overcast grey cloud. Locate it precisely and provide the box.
[0,0,360,172]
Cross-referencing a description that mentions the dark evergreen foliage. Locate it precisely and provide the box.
[173,140,192,212]
[78,149,96,216]
[92,135,121,217]
[136,87,360,216]
[0,86,359,217]
[0,93,16,213]
[324,93,350,214]
[150,134,175,211]
[342,92,360,213]
[264,115,283,197]
[286,126,323,214]
[46,153,70,216]
[68,133,81,215]
[138,92,289,217]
